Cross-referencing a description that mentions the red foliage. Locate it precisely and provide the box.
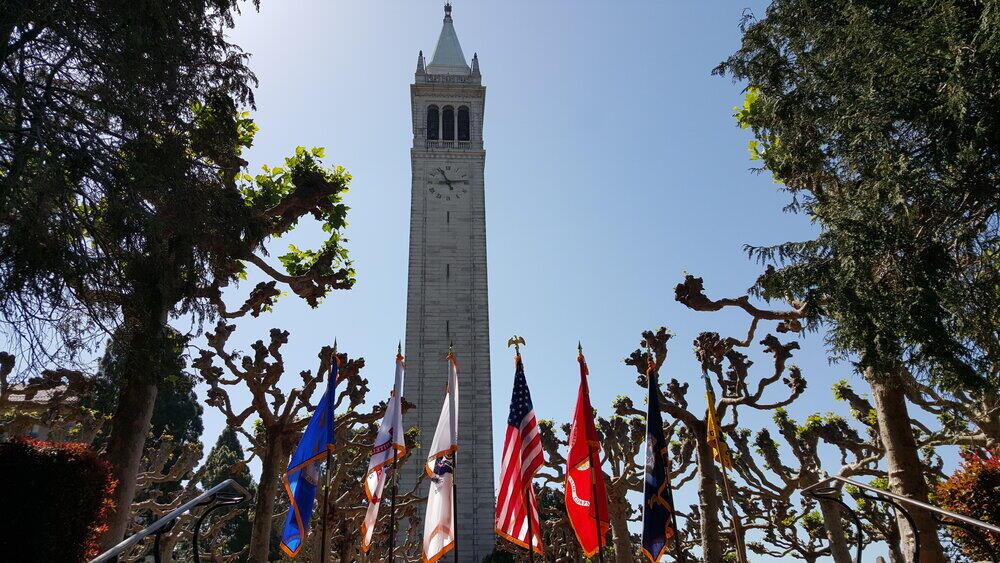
[936,449,1000,560]
[0,437,116,562]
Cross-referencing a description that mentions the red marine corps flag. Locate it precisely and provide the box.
[495,337,544,557]
[564,344,610,558]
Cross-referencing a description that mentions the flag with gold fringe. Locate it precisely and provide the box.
[279,357,338,557]
[641,359,678,561]
[422,352,460,563]
[361,351,407,551]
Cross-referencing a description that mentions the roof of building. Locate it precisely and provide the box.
[426,4,470,75]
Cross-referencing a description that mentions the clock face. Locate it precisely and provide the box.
[426,165,470,201]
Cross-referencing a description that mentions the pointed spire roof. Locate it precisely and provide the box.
[426,3,470,75]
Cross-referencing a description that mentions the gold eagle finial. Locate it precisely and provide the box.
[507,335,526,355]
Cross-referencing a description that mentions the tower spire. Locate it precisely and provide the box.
[426,2,470,75]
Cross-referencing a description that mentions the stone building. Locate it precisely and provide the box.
[401,3,496,558]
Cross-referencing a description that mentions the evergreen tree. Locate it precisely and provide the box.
[84,327,204,448]
[201,426,253,560]
[1,3,355,547]
[715,2,1000,559]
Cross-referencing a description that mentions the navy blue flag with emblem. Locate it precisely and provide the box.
[642,361,678,561]
[279,357,338,557]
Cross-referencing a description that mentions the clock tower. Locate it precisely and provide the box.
[402,3,495,557]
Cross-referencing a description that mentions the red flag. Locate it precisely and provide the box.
[564,352,610,557]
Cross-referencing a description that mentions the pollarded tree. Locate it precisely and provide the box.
[194,323,425,562]
[194,322,342,563]
[315,425,424,562]
[1,5,357,547]
[616,321,807,561]
[715,2,1000,558]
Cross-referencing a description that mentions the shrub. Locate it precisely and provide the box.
[0,437,115,561]
[936,449,1000,561]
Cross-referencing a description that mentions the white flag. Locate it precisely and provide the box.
[422,352,460,563]
[361,353,407,552]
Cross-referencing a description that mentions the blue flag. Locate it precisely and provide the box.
[279,358,338,557]
[642,363,678,561]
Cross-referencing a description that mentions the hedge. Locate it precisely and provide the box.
[0,437,115,561]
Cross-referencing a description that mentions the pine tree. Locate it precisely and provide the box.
[714,2,1000,559]
[201,426,253,561]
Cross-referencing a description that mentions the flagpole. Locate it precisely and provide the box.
[322,340,341,563]
[321,447,332,563]
[588,440,604,563]
[578,342,604,563]
[388,437,399,561]
[651,358,685,563]
[701,370,747,563]
[449,343,459,563]
[508,339,535,563]
[524,483,534,562]
[388,343,402,563]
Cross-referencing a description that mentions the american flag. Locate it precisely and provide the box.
[495,355,545,554]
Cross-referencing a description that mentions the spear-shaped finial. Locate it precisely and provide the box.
[333,338,338,355]
[449,341,455,354]
[507,335,525,356]
[398,340,402,355]
[578,341,584,355]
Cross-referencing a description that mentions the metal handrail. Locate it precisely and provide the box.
[90,478,251,563]
[802,475,1000,534]
[802,474,1000,562]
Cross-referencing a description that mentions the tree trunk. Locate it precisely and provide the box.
[868,370,946,562]
[248,431,285,563]
[693,424,723,562]
[606,485,633,562]
[802,471,852,563]
[817,490,853,563]
[98,308,167,551]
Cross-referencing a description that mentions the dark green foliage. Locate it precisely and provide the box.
[84,327,203,447]
[201,426,253,560]
[1,4,354,542]
[0,1,259,366]
[0,437,114,561]
[716,1,1000,390]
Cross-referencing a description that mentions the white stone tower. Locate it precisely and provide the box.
[402,3,495,558]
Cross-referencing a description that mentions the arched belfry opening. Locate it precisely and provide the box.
[441,105,455,140]
[457,106,470,141]
[426,105,439,140]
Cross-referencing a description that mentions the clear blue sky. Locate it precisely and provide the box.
[192,1,938,558]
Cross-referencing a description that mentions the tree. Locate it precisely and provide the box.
[83,327,204,449]
[194,324,425,562]
[936,450,1000,561]
[1,3,357,547]
[201,427,254,561]
[615,320,807,561]
[715,2,1000,559]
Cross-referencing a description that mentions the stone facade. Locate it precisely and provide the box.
[400,12,495,560]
